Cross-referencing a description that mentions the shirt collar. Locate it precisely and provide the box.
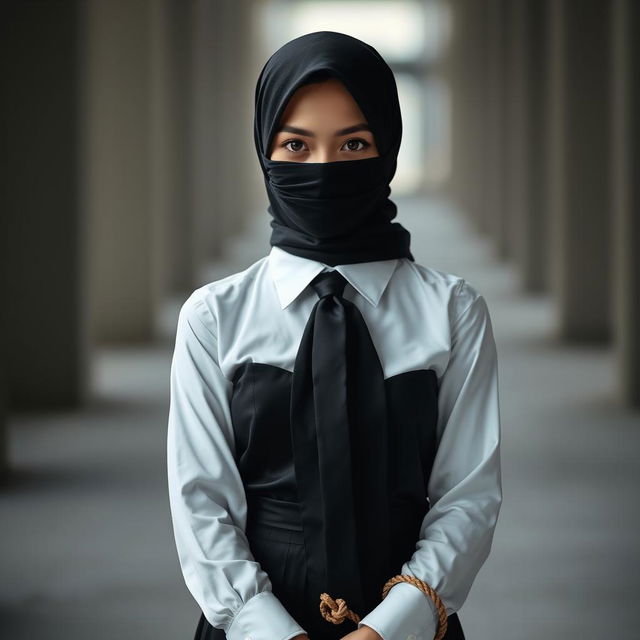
[268,245,399,310]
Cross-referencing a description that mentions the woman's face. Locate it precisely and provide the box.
[269,77,379,162]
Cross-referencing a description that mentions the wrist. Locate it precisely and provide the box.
[359,624,383,640]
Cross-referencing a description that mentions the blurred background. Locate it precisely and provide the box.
[1,0,639,638]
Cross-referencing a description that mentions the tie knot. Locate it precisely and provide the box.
[311,270,347,299]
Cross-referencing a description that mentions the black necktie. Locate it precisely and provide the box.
[290,269,392,632]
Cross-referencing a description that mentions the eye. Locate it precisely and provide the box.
[279,137,372,154]
[281,138,308,153]
[342,138,371,152]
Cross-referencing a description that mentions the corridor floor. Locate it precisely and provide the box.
[2,196,639,639]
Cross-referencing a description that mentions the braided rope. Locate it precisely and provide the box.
[318,574,447,640]
[319,592,362,625]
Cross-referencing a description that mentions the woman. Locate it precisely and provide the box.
[167,31,502,640]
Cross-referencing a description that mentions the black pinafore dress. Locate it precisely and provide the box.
[194,362,466,640]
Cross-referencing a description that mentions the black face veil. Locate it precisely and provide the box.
[253,31,414,265]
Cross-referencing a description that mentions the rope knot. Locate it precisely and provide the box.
[319,592,361,625]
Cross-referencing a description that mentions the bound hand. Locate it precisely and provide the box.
[341,625,383,640]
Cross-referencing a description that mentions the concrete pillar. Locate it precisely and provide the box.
[520,0,552,293]
[444,0,490,231]
[218,0,262,238]
[189,0,262,281]
[611,0,640,407]
[504,0,552,292]
[188,0,223,274]
[149,0,193,306]
[503,0,527,266]
[483,0,508,255]
[83,0,156,343]
[548,0,612,342]
[1,0,88,409]
[0,369,6,478]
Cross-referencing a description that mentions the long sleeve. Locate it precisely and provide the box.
[167,292,307,640]
[358,279,503,640]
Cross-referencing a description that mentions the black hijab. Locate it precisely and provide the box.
[253,30,414,265]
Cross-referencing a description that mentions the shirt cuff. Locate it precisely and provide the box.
[357,582,439,640]
[226,590,307,640]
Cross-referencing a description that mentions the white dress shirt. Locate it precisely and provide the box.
[167,245,503,640]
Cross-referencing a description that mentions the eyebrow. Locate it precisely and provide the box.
[276,122,372,137]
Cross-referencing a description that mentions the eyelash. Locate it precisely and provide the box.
[280,138,371,153]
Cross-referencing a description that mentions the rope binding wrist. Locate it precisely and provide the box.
[382,574,448,640]
[319,574,448,640]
